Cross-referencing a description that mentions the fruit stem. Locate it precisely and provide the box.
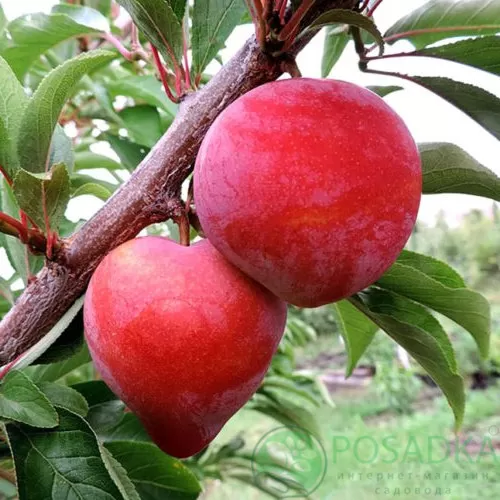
[176,214,191,246]
[280,56,302,77]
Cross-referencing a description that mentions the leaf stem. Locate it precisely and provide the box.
[278,0,315,41]
[151,44,179,103]
[182,25,192,90]
[366,0,384,17]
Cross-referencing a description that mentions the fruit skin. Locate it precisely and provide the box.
[84,237,287,458]
[194,78,422,307]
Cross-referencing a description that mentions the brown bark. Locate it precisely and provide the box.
[0,0,358,363]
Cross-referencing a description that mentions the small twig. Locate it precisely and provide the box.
[366,0,384,16]
[358,0,370,11]
[277,0,288,22]
[101,32,148,61]
[278,0,315,41]
[151,44,179,103]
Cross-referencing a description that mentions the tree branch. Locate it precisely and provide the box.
[0,0,358,363]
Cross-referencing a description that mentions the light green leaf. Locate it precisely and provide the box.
[366,85,403,98]
[107,75,178,115]
[74,151,122,171]
[51,3,111,32]
[71,174,117,194]
[100,445,141,500]
[410,76,500,142]
[49,125,75,174]
[420,142,500,201]
[351,289,465,429]
[321,25,350,78]
[0,371,58,428]
[0,4,8,51]
[2,12,108,79]
[119,105,164,147]
[0,55,28,176]
[105,441,202,499]
[6,407,125,499]
[103,133,150,171]
[307,9,384,54]
[73,182,112,201]
[13,163,70,231]
[116,0,183,69]
[377,262,490,358]
[334,299,378,377]
[191,0,247,78]
[417,37,500,76]
[37,382,89,417]
[17,50,115,174]
[385,0,500,49]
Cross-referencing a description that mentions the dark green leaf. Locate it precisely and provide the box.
[17,50,115,174]
[0,55,28,176]
[103,133,150,171]
[2,12,108,79]
[116,0,183,69]
[385,0,500,49]
[367,85,403,97]
[119,105,164,147]
[377,262,490,358]
[107,75,178,116]
[105,441,202,499]
[308,9,384,55]
[52,3,111,31]
[321,25,350,78]
[410,76,500,142]
[13,163,70,231]
[0,371,58,428]
[334,299,378,377]
[170,0,188,21]
[420,142,500,201]
[417,37,500,76]
[6,407,124,499]
[100,445,141,500]
[191,0,246,77]
[351,289,465,428]
[37,382,89,417]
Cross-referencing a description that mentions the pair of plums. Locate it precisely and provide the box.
[84,78,422,458]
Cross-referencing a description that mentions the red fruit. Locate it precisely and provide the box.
[194,78,422,307]
[84,237,287,458]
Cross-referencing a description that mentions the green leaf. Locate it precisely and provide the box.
[0,55,28,176]
[377,262,490,358]
[51,3,111,32]
[6,407,125,499]
[366,85,403,98]
[385,0,500,49]
[37,382,89,417]
[420,142,500,201]
[170,0,188,21]
[116,0,183,69]
[107,75,178,116]
[74,151,122,171]
[0,371,58,428]
[334,299,378,377]
[321,25,350,78]
[409,76,500,142]
[417,37,500,76]
[86,0,113,17]
[0,4,8,51]
[24,343,92,383]
[2,12,108,79]
[191,0,247,78]
[17,50,115,174]
[351,289,465,429]
[13,163,70,231]
[73,182,113,201]
[308,9,384,55]
[119,105,164,148]
[105,441,202,499]
[71,174,117,194]
[49,125,75,175]
[103,133,150,171]
[100,445,141,500]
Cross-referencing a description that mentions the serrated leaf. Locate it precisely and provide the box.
[17,50,115,174]
[307,9,383,55]
[191,0,246,78]
[366,85,403,98]
[0,55,28,176]
[103,133,150,171]
[321,25,350,78]
[334,299,378,377]
[351,289,465,428]
[105,441,202,499]
[420,142,500,201]
[116,0,183,70]
[6,407,124,500]
[37,382,89,417]
[0,371,58,428]
[2,12,108,79]
[409,76,500,142]
[385,0,500,49]
[13,163,70,231]
[377,262,490,358]
[100,445,141,500]
[73,182,112,201]
[52,3,111,32]
[417,37,500,76]
[119,105,164,148]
